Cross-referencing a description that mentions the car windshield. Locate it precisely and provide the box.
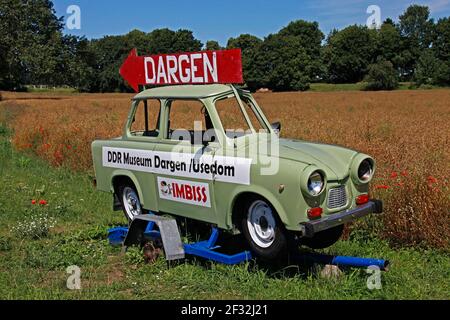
[215,93,269,139]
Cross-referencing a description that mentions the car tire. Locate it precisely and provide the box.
[300,225,344,249]
[117,183,144,223]
[240,197,290,261]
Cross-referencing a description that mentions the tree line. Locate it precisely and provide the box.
[1,0,449,92]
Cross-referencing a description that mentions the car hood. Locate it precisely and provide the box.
[248,136,358,181]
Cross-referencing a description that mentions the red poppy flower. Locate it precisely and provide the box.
[31,200,37,205]
[427,176,438,184]
[390,172,398,179]
[401,170,408,177]
[39,200,48,205]
[375,185,390,190]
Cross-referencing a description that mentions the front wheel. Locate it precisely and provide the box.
[118,184,144,223]
[241,198,289,260]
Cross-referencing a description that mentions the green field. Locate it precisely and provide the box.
[0,121,448,300]
[308,82,441,92]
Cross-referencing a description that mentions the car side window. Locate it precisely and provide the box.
[166,99,217,145]
[130,99,161,137]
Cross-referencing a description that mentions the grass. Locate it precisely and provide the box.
[309,83,367,92]
[0,122,448,300]
[308,82,446,92]
[25,86,78,94]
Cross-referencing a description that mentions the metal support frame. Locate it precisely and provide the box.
[183,228,253,265]
[107,214,389,270]
[294,252,389,271]
[123,214,185,261]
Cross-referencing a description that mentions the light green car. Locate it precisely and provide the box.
[92,84,382,259]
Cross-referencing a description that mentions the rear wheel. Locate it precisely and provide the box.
[118,184,143,223]
[241,198,289,260]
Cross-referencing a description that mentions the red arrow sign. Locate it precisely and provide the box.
[119,49,243,92]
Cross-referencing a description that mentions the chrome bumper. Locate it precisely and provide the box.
[300,200,383,238]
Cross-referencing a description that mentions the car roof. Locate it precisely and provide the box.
[133,84,234,100]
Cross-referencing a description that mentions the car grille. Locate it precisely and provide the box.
[327,186,348,209]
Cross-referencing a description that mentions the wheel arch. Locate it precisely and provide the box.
[229,188,290,230]
[111,170,145,206]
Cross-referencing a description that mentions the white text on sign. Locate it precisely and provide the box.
[144,53,218,85]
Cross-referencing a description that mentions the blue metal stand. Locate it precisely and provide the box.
[183,228,253,265]
[108,226,129,246]
[108,224,251,264]
[107,224,388,270]
[294,252,389,271]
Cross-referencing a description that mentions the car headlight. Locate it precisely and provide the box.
[307,171,325,196]
[351,155,375,185]
[358,159,373,182]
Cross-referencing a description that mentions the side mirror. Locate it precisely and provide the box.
[202,129,217,146]
[271,121,281,136]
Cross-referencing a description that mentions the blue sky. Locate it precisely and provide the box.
[53,0,450,46]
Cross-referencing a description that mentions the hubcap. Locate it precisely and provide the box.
[247,200,276,248]
[122,187,142,220]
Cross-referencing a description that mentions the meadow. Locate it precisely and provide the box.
[0,89,449,299]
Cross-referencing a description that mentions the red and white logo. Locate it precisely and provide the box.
[157,177,211,208]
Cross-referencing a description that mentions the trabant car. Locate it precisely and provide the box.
[92,84,382,259]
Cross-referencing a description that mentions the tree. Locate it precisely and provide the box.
[227,34,264,91]
[205,40,222,51]
[278,20,325,81]
[0,0,68,89]
[260,34,311,91]
[324,25,378,83]
[89,35,131,92]
[414,49,446,86]
[365,60,399,90]
[251,20,324,91]
[399,5,434,50]
[377,22,402,68]
[433,18,450,62]
[397,5,435,78]
[63,36,97,92]
[429,18,450,86]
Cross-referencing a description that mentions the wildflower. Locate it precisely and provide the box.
[39,200,48,205]
[390,172,398,179]
[401,170,408,177]
[375,185,390,190]
[427,176,438,184]
[31,200,37,205]
[66,145,72,150]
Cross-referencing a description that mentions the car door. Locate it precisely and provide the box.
[123,98,162,213]
[152,98,219,225]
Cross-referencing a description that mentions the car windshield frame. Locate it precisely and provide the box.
[212,89,272,142]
